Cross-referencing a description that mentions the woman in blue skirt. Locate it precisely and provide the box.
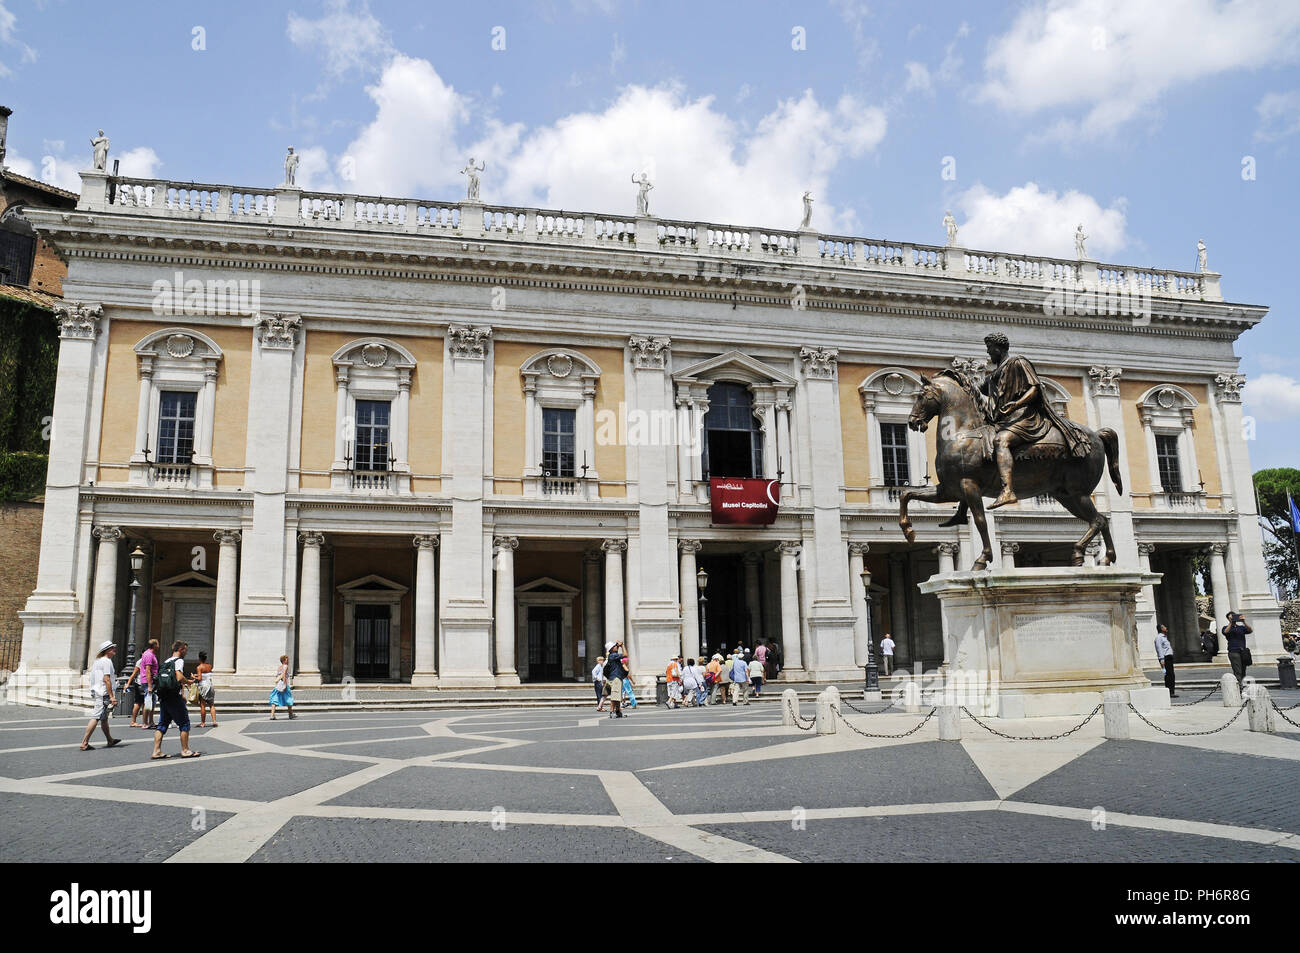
[269,654,295,720]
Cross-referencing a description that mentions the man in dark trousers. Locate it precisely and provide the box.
[1154,624,1176,698]
[1221,611,1253,686]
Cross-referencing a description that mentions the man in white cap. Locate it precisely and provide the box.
[79,640,122,751]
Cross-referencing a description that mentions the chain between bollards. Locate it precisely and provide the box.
[834,706,937,739]
[1127,700,1248,736]
[1269,698,1300,729]
[1170,684,1220,707]
[840,695,900,715]
[959,704,1102,740]
[785,697,817,731]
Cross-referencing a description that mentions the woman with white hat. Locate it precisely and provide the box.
[79,640,123,751]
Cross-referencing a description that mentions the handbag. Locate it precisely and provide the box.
[275,679,286,693]
[1241,648,1253,667]
[184,682,199,703]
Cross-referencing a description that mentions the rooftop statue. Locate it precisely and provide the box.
[1074,223,1088,259]
[800,191,813,229]
[943,210,958,246]
[632,171,653,216]
[898,331,1122,570]
[90,130,109,171]
[284,147,299,187]
[461,157,485,201]
[1197,239,1208,273]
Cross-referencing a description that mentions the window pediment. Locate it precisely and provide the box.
[673,350,796,388]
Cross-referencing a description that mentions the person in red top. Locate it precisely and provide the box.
[665,656,684,709]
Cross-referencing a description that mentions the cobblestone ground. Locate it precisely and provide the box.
[1,690,1297,863]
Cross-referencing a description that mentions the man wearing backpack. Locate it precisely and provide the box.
[150,640,200,759]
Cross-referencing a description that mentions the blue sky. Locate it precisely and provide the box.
[2,0,1297,468]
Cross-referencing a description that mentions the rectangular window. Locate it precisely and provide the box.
[880,421,911,486]
[156,391,197,464]
[1155,433,1182,492]
[0,230,36,287]
[542,407,576,478]
[355,400,391,471]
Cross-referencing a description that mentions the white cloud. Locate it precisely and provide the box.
[116,146,161,179]
[1244,373,1300,423]
[834,0,879,66]
[335,60,887,231]
[0,0,37,77]
[609,33,625,73]
[1255,89,1300,142]
[954,182,1128,259]
[980,0,1300,139]
[904,62,931,93]
[287,0,393,78]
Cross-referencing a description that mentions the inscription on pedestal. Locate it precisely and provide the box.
[1011,611,1113,673]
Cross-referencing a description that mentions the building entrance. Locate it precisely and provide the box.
[527,605,563,681]
[697,553,757,657]
[353,603,391,680]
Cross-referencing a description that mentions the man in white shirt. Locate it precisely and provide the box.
[79,640,122,751]
[592,655,607,712]
[1154,624,1176,698]
[879,634,896,676]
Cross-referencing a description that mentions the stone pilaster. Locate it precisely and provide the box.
[493,536,520,686]
[296,532,325,685]
[412,535,439,686]
[678,540,702,662]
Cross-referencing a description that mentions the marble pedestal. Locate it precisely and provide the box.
[919,567,1170,718]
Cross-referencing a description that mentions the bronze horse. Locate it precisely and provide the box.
[898,369,1122,569]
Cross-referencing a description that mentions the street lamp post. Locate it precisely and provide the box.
[860,567,879,693]
[116,545,147,716]
[697,566,709,657]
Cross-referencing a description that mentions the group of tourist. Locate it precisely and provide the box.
[79,637,297,754]
[590,640,786,715]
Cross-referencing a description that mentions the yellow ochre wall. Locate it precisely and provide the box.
[491,342,626,498]
[1118,379,1221,509]
[96,319,251,486]
[838,362,941,504]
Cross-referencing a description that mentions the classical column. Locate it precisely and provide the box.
[934,541,958,574]
[847,542,869,668]
[493,536,520,685]
[1000,540,1020,568]
[798,345,858,676]
[412,535,439,685]
[888,553,910,666]
[296,532,324,684]
[602,539,626,648]
[213,530,241,674]
[87,526,123,669]
[19,302,104,678]
[393,369,411,466]
[675,395,694,499]
[743,551,763,643]
[777,542,804,673]
[133,356,153,463]
[775,400,794,502]
[523,378,538,474]
[583,549,602,669]
[332,365,349,468]
[626,336,680,671]
[236,313,301,676]
[678,540,701,661]
[198,365,218,462]
[1207,543,1230,657]
[439,325,496,686]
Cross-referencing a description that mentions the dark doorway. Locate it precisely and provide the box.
[697,554,753,657]
[354,604,391,679]
[527,606,563,681]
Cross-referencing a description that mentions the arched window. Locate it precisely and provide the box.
[703,382,763,479]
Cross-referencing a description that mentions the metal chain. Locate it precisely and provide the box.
[1269,698,1300,729]
[835,706,937,739]
[785,697,817,732]
[959,704,1102,741]
[840,695,899,715]
[1127,700,1248,736]
[1273,696,1300,711]
[1171,684,1219,707]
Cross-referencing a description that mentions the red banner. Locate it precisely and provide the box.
[710,478,780,525]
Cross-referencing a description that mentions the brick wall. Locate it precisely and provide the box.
[0,501,43,669]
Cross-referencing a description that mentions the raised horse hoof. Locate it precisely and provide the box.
[1106,550,1116,566]
[901,525,916,543]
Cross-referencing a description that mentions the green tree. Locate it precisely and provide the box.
[1254,468,1300,598]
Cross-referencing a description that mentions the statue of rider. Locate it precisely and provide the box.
[978,332,1089,509]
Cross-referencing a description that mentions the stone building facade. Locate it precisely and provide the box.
[12,161,1284,689]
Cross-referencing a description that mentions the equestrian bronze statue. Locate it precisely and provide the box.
[898,332,1123,570]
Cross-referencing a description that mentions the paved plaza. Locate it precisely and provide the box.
[2,692,1298,863]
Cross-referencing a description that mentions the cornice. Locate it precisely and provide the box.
[28,208,1263,339]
